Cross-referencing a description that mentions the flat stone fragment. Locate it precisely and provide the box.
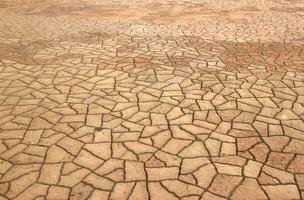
[181,157,210,174]
[147,167,179,181]
[88,190,110,200]
[231,178,267,200]
[148,182,179,200]
[193,163,217,188]
[59,168,90,187]
[288,155,304,173]
[84,143,111,160]
[73,150,104,170]
[244,160,263,178]
[46,186,70,200]
[162,180,204,197]
[209,174,242,197]
[109,182,135,200]
[38,163,62,184]
[84,173,114,190]
[45,145,74,163]
[200,192,226,200]
[13,183,48,200]
[125,161,146,181]
[262,185,300,200]
[129,181,149,200]
[215,163,242,176]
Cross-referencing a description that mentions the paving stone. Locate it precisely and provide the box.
[70,182,93,200]
[73,150,104,170]
[88,190,110,200]
[161,138,192,154]
[57,137,84,156]
[296,174,304,190]
[193,163,217,188]
[179,141,209,157]
[162,180,204,197]
[59,168,90,187]
[181,157,210,174]
[129,181,149,200]
[148,182,178,200]
[38,163,62,184]
[0,0,304,199]
[84,143,111,160]
[288,155,304,173]
[209,174,242,197]
[200,192,226,200]
[263,165,295,184]
[109,182,135,200]
[5,171,39,199]
[244,160,262,178]
[45,145,74,163]
[262,185,300,200]
[125,161,146,181]
[46,186,70,200]
[83,173,114,190]
[0,159,12,174]
[231,178,267,200]
[215,163,242,176]
[146,167,179,181]
[13,183,48,200]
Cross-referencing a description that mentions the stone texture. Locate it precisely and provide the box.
[262,185,300,200]
[231,178,267,200]
[38,163,62,184]
[0,0,303,199]
[125,161,146,181]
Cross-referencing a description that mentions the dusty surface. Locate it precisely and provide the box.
[0,0,304,199]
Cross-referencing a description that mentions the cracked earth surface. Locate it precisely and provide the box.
[0,0,304,199]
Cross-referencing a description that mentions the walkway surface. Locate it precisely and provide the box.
[0,0,304,199]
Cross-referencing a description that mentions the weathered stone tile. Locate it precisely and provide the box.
[45,145,74,163]
[70,182,93,200]
[209,174,242,197]
[38,163,62,184]
[148,182,178,200]
[129,181,149,200]
[86,115,102,127]
[59,168,90,187]
[13,183,48,200]
[215,163,242,176]
[244,160,262,178]
[125,161,146,181]
[147,167,179,181]
[288,155,304,173]
[0,164,40,182]
[181,157,210,174]
[193,163,217,188]
[88,190,110,200]
[161,138,192,154]
[46,186,70,200]
[57,136,84,156]
[154,151,181,166]
[231,178,267,200]
[84,173,114,190]
[73,150,104,170]
[262,185,300,200]
[200,192,226,200]
[84,143,111,160]
[162,180,204,197]
[0,159,12,174]
[5,171,39,199]
[109,182,135,200]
